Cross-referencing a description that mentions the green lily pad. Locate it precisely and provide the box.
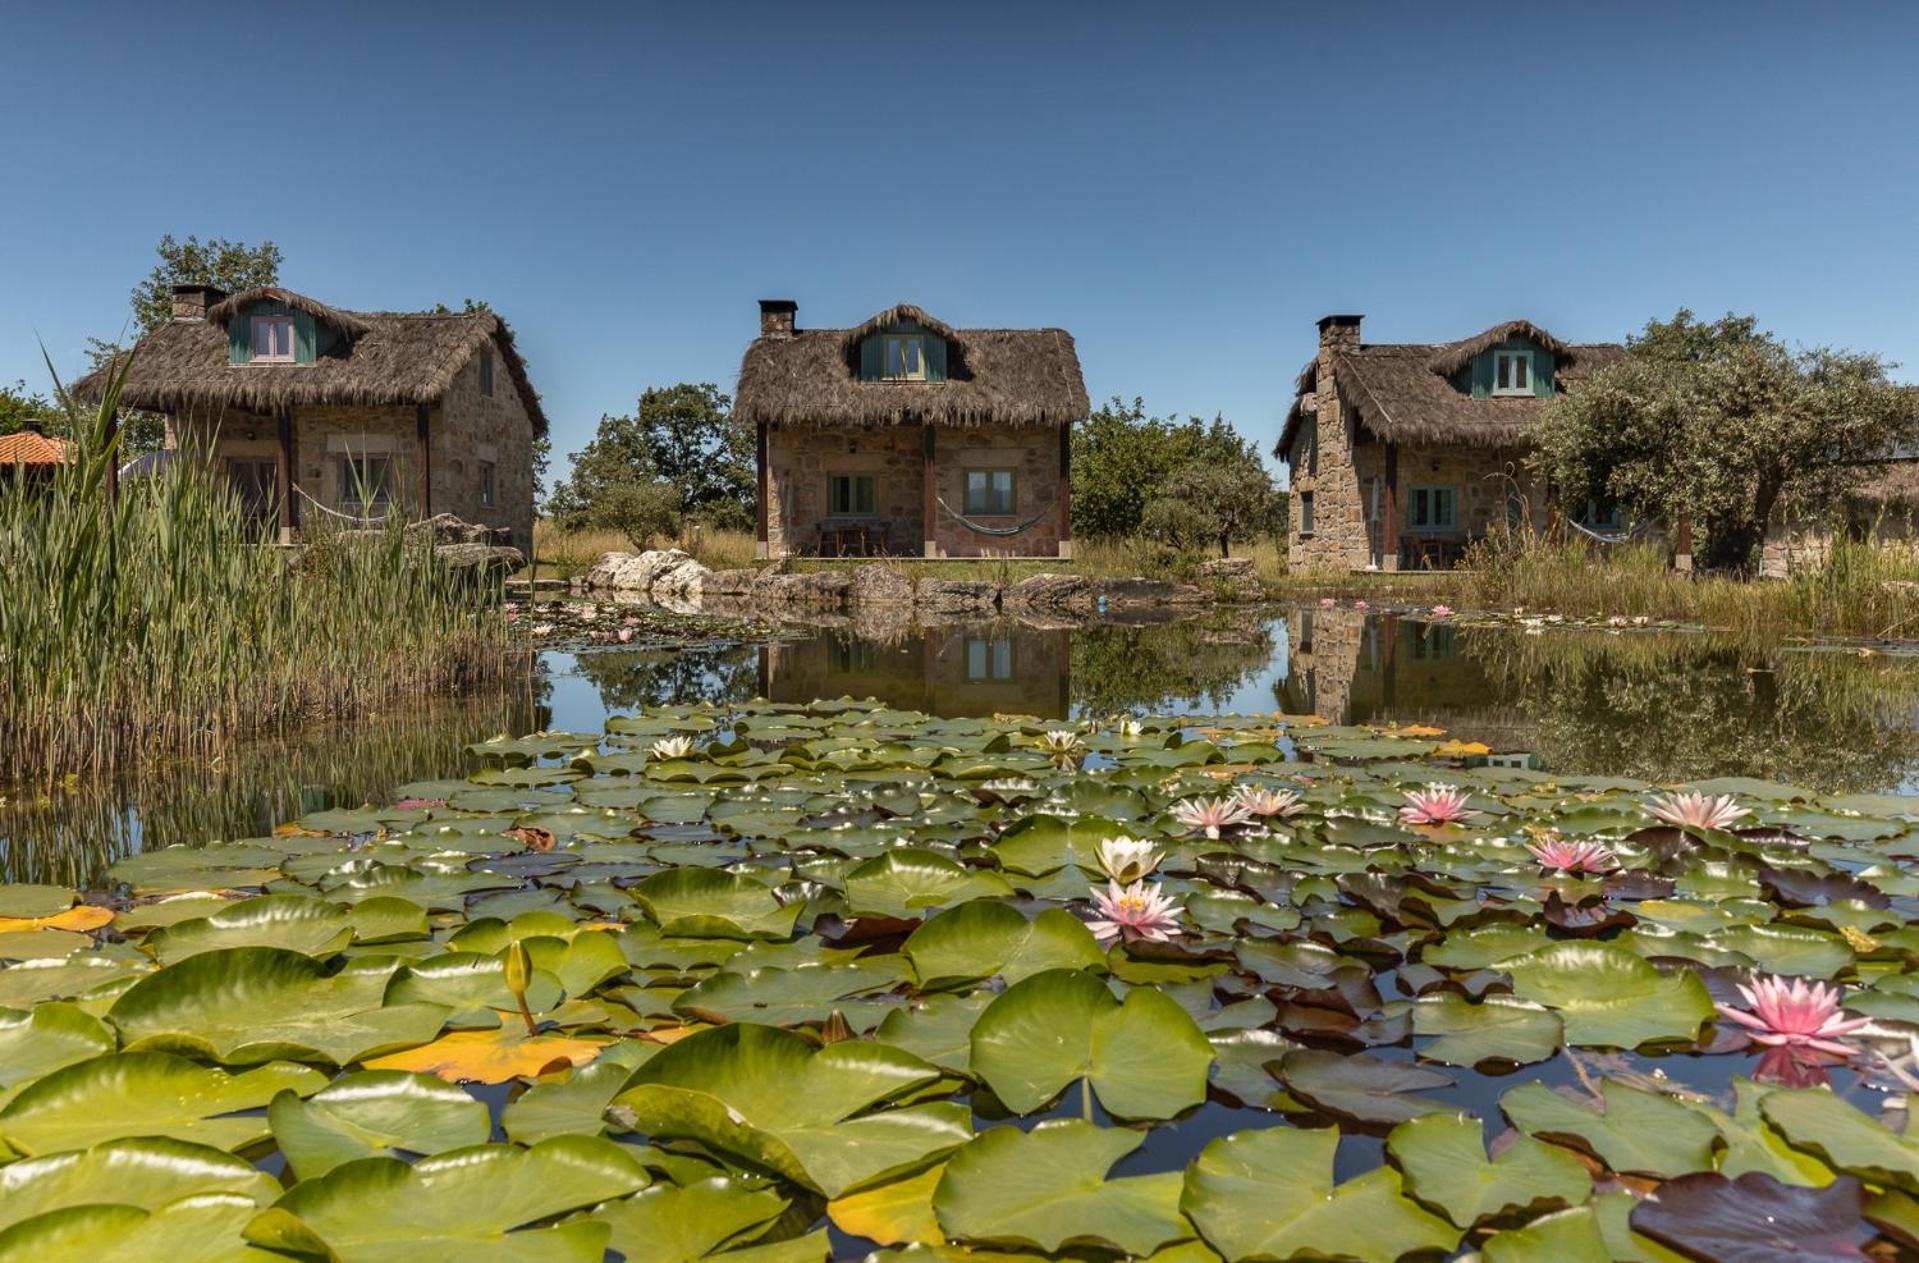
[502,1059,638,1145]
[1501,1080,1719,1178]
[268,1070,492,1178]
[970,968,1214,1119]
[0,1136,280,1232]
[630,868,804,940]
[841,848,1015,919]
[1276,1050,1454,1126]
[903,899,1105,990]
[1760,1087,1919,1193]
[1506,942,1715,1048]
[1387,1112,1593,1228]
[1179,1125,1460,1262]
[0,1052,327,1154]
[1411,993,1562,1068]
[108,947,449,1066]
[145,894,354,963]
[0,1001,116,1088]
[0,1193,277,1262]
[932,1120,1193,1256]
[584,1176,791,1261]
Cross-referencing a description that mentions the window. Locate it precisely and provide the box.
[339,454,392,511]
[250,315,296,363]
[1412,625,1458,660]
[1409,486,1457,532]
[882,335,926,380]
[479,460,497,507]
[1297,491,1315,536]
[1492,349,1532,396]
[964,469,1016,515]
[1366,477,1382,524]
[479,349,495,398]
[965,636,1015,682]
[828,637,877,674]
[229,459,277,519]
[827,473,876,515]
[1576,497,1622,529]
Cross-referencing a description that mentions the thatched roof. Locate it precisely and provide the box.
[1277,322,1626,456]
[0,430,73,466]
[735,303,1088,428]
[74,290,548,434]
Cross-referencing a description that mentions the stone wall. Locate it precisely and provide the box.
[765,422,1067,559]
[164,343,537,550]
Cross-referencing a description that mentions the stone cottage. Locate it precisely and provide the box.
[1277,315,1626,571]
[732,300,1088,559]
[79,285,546,548]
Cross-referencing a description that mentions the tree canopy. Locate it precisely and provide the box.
[1071,397,1279,544]
[547,383,752,532]
[0,380,60,438]
[1537,310,1915,573]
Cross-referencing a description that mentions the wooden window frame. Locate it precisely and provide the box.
[479,348,495,398]
[479,460,497,508]
[1491,349,1532,396]
[250,315,296,363]
[1408,485,1458,533]
[1297,490,1315,537]
[881,335,926,381]
[964,635,1016,682]
[826,472,878,516]
[963,467,1017,516]
[339,453,394,511]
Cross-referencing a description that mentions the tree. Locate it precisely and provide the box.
[1537,310,1915,574]
[87,234,284,453]
[0,380,60,438]
[548,383,752,530]
[1155,456,1281,556]
[593,480,683,549]
[1070,397,1278,541]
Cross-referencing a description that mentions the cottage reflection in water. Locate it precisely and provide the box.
[760,622,1072,718]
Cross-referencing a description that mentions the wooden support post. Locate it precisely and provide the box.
[1382,444,1400,571]
[1544,482,1564,543]
[276,407,296,546]
[1673,512,1694,573]
[1058,423,1073,560]
[755,421,769,559]
[922,423,938,558]
[104,410,120,506]
[414,404,432,519]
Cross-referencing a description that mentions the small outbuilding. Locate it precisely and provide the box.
[76,285,546,548]
[0,427,74,484]
[733,300,1088,559]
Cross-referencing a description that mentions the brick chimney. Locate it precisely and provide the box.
[1317,313,1362,356]
[758,298,797,339]
[170,283,229,322]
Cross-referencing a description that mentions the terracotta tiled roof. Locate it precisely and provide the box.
[0,430,73,465]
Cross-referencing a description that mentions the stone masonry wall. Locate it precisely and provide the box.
[766,423,1066,559]
[437,346,538,550]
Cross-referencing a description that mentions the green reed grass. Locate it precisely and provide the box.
[0,355,522,784]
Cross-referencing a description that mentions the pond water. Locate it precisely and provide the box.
[10,603,1919,887]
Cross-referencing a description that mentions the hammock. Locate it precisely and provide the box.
[296,484,393,526]
[1565,516,1656,546]
[935,496,1058,537]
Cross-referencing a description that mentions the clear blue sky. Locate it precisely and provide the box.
[3,2,1914,485]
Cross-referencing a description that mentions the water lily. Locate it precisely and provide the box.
[505,609,521,624]
[1232,785,1305,819]
[1429,605,1454,618]
[1318,597,1336,609]
[1606,614,1628,627]
[1526,835,1618,875]
[617,627,635,643]
[1115,716,1144,738]
[1353,600,1369,611]
[649,736,696,760]
[530,622,554,636]
[1715,975,1869,1057]
[1095,837,1162,882]
[1399,784,1480,827]
[1086,879,1181,945]
[1172,795,1252,839]
[1647,791,1751,832]
[1038,729,1085,758]
[1632,614,1651,627]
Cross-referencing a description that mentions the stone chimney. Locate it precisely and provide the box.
[170,283,230,322]
[758,299,797,339]
[1317,313,1362,356]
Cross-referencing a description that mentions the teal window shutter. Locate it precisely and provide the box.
[859,336,881,380]
[1533,345,1555,396]
[229,319,250,365]
[926,337,947,381]
[294,315,317,364]
[1469,353,1494,399]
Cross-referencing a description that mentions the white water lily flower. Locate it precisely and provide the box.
[1172,795,1252,840]
[1095,837,1163,883]
[981,777,1039,795]
[1232,786,1305,819]
[1116,717,1144,738]
[649,735,696,760]
[1647,791,1750,832]
[1038,729,1085,755]
[1085,879,1181,945]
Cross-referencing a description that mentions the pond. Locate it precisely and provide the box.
[11,603,1919,888]
[5,602,1919,1259]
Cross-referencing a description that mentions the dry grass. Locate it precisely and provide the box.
[528,521,759,577]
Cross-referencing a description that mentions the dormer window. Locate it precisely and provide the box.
[882,335,926,381]
[250,315,296,363]
[1492,349,1532,396]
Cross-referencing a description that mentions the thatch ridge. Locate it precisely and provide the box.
[1426,320,1569,377]
[736,306,1088,429]
[208,286,371,339]
[74,306,549,435]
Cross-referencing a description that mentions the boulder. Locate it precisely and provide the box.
[1195,557,1263,602]
[410,512,502,545]
[580,549,712,597]
[435,543,523,583]
[1097,578,1211,607]
[1002,572,1092,611]
[753,570,852,609]
[703,568,760,596]
[848,565,916,606]
[915,578,1000,614]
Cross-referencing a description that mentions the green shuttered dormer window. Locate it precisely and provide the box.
[1492,349,1531,395]
[1467,341,1556,399]
[858,323,948,382]
[229,301,319,366]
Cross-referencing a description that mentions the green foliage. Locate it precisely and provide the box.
[1070,397,1277,541]
[0,380,60,438]
[550,384,751,532]
[592,479,683,550]
[1537,309,1916,573]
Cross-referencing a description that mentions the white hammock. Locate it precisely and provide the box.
[295,484,393,526]
[1565,516,1657,545]
[935,496,1058,537]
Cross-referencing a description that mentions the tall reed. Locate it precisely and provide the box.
[0,356,522,783]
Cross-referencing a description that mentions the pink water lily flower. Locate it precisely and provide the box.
[617,627,635,643]
[1716,975,1869,1057]
[1400,784,1480,827]
[1353,599,1370,611]
[1232,786,1305,819]
[1526,835,1618,875]
[1086,879,1181,945]
[1172,795,1253,839]
[1318,597,1336,608]
[1430,605,1454,618]
[1648,791,1751,832]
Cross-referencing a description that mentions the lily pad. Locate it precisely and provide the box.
[0,1052,326,1154]
[1411,993,1562,1068]
[903,900,1105,990]
[1387,1112,1592,1228]
[268,1070,492,1178]
[1506,941,1715,1048]
[1501,1080,1720,1178]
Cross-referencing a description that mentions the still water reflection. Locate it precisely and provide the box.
[8,605,1919,884]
